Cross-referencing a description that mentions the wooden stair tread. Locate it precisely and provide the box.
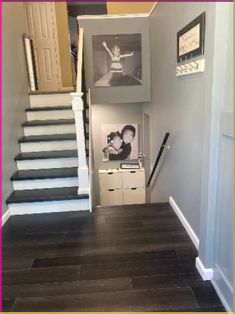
[22,119,75,127]
[26,106,72,112]
[11,167,78,181]
[15,150,78,161]
[18,134,76,143]
[29,89,75,95]
[6,187,88,204]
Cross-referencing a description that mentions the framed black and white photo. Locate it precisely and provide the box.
[177,12,206,63]
[23,34,38,91]
[93,34,142,87]
[101,124,139,161]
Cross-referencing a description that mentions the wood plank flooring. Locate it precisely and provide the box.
[2,203,225,312]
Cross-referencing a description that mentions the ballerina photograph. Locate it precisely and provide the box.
[93,34,142,87]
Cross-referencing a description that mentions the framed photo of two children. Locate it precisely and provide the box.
[101,124,139,162]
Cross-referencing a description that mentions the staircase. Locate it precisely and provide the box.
[6,93,91,215]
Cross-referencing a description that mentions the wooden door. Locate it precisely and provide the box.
[24,2,61,91]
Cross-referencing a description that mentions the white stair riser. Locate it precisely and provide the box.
[13,177,78,190]
[30,94,72,108]
[20,140,77,152]
[26,110,74,121]
[16,158,78,170]
[24,124,76,136]
[8,198,91,215]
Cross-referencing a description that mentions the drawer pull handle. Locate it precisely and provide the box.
[131,188,137,190]
[130,171,136,173]
[108,172,113,175]
[109,189,114,192]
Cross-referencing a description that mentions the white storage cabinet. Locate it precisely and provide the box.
[99,168,145,206]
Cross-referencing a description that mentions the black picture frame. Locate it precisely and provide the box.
[177,12,206,63]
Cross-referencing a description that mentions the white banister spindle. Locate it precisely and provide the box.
[71,92,89,195]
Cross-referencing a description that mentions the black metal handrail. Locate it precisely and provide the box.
[146,132,170,187]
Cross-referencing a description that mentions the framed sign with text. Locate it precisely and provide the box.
[177,12,206,63]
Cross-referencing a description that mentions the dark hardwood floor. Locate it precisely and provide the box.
[2,203,225,312]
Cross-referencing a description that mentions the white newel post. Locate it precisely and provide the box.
[71,92,89,195]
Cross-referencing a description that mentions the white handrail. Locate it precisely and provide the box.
[76,28,84,93]
[70,27,89,199]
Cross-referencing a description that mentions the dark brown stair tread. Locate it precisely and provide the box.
[19,134,76,143]
[15,150,78,161]
[10,167,77,181]
[22,119,75,127]
[26,106,72,112]
[29,89,75,95]
[6,187,88,204]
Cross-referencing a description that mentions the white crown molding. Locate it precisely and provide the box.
[77,13,149,20]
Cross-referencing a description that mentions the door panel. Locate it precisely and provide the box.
[43,49,53,81]
[24,2,61,91]
[25,4,36,37]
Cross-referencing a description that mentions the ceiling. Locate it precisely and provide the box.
[67,3,107,17]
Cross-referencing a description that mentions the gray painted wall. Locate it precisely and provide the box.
[145,2,217,237]
[78,15,150,104]
[199,3,233,311]
[68,16,78,43]
[91,103,143,205]
[147,2,233,310]
[79,15,149,206]
[2,3,30,216]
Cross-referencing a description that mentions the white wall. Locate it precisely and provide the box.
[2,3,30,216]
[91,103,143,206]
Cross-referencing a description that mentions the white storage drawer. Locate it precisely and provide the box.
[123,188,145,205]
[100,189,123,206]
[99,170,122,189]
[99,168,146,206]
[122,169,145,188]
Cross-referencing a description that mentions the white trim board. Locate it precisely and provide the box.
[212,278,233,313]
[169,196,199,250]
[2,209,11,226]
[215,264,233,294]
[149,2,159,16]
[195,254,232,312]
[77,13,149,20]
[195,257,213,280]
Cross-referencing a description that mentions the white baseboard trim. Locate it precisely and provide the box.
[216,264,233,294]
[2,209,11,226]
[211,278,233,313]
[169,196,199,249]
[195,257,213,280]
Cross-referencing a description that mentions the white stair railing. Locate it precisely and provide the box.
[70,28,89,195]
